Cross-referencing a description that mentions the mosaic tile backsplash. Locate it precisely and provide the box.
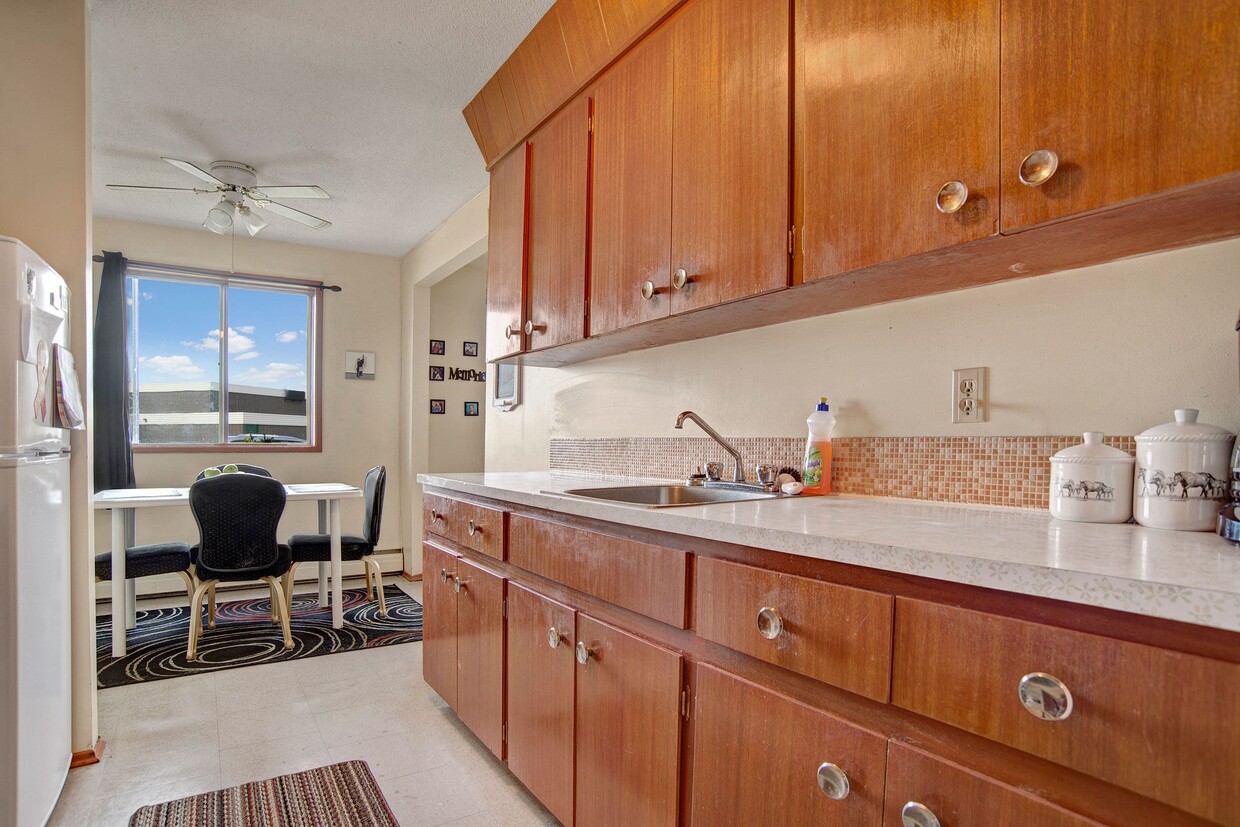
[549,435,1138,510]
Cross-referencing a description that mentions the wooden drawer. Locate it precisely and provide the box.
[507,514,688,628]
[892,598,1240,824]
[691,664,887,827]
[423,492,506,559]
[884,741,1103,827]
[694,557,893,701]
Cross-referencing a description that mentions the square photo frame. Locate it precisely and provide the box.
[463,341,479,357]
[464,401,480,417]
[429,365,445,381]
[429,339,445,355]
[430,399,446,414]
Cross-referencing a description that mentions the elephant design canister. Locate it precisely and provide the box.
[1134,409,1235,531]
[1049,433,1134,523]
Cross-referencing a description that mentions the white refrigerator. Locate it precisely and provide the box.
[0,237,74,827]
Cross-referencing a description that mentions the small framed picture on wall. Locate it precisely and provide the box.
[463,341,478,357]
[464,401,480,417]
[429,339,445,355]
[430,399,446,414]
[429,366,445,381]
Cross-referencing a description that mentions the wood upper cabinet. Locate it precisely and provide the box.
[669,0,790,313]
[421,542,458,708]
[526,95,590,350]
[453,555,505,759]
[505,584,577,827]
[485,143,529,360]
[796,0,1000,281]
[885,741,1105,827]
[574,614,682,827]
[588,27,674,337]
[691,664,888,826]
[1000,0,1240,231]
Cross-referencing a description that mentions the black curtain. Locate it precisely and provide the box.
[93,251,136,492]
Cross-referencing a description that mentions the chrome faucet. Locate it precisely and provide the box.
[675,411,745,483]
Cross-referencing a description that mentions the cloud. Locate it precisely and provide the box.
[233,361,305,385]
[182,327,256,356]
[141,292,155,301]
[232,351,261,361]
[139,354,204,379]
[275,330,300,343]
[236,325,255,334]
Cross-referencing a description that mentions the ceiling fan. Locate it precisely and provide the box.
[107,157,332,236]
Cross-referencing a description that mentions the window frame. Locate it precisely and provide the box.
[126,265,324,454]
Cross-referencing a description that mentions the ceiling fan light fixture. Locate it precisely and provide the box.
[203,198,235,234]
[238,204,268,237]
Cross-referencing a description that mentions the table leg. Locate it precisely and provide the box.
[317,500,329,606]
[110,508,127,657]
[125,578,137,630]
[330,500,343,629]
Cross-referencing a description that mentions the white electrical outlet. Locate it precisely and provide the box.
[952,367,987,424]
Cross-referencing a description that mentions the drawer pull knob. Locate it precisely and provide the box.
[757,606,784,640]
[640,280,658,301]
[429,509,441,522]
[1018,672,1074,721]
[504,323,520,339]
[467,519,479,537]
[815,762,850,800]
[524,320,546,336]
[575,641,593,665]
[672,268,693,290]
[453,575,463,594]
[901,802,941,827]
[1018,149,1059,186]
[439,568,449,584]
[547,627,561,649]
[935,180,969,214]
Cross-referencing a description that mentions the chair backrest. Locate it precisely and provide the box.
[189,473,286,574]
[362,465,386,546]
[195,463,273,481]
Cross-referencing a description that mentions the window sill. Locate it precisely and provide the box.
[132,444,322,454]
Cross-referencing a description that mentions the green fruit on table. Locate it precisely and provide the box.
[222,464,239,473]
[202,467,221,478]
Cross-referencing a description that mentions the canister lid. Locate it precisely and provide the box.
[1135,409,1235,443]
[1051,432,1134,464]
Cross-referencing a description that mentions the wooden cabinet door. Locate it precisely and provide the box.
[691,664,887,826]
[588,27,674,336]
[1000,0,1240,231]
[884,741,1104,826]
[526,95,590,350]
[454,555,505,758]
[797,0,999,281]
[485,143,529,360]
[421,542,458,709]
[669,0,790,314]
[574,614,682,827]
[506,584,576,827]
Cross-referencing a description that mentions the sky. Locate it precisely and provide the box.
[129,278,309,391]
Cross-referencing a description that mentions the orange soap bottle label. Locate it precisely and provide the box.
[803,441,832,496]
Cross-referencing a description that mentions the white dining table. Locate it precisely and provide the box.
[94,482,362,657]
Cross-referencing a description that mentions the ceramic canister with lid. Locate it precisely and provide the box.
[1134,408,1236,531]
[1049,433,1134,523]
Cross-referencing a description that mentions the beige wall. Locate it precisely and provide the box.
[0,0,97,752]
[92,219,405,575]
[487,238,1240,471]
[429,258,488,473]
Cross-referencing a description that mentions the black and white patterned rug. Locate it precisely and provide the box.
[97,584,422,688]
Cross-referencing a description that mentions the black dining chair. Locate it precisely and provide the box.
[94,542,195,624]
[286,466,388,617]
[186,473,294,660]
[195,463,272,480]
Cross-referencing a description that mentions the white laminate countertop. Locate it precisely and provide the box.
[417,471,1240,633]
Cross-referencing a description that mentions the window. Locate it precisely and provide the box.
[125,266,319,448]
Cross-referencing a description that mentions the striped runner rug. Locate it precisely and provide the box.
[128,760,399,826]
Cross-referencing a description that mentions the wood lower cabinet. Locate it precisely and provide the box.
[575,614,682,827]
[485,144,530,361]
[1000,0,1240,231]
[421,542,458,708]
[691,664,887,826]
[506,583,577,827]
[885,741,1105,827]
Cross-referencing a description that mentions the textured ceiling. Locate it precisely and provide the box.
[90,0,554,257]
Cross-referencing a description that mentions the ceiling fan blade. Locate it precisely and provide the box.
[107,184,214,193]
[162,157,225,186]
[251,185,330,200]
[260,200,332,229]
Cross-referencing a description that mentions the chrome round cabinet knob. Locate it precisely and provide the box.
[524,320,546,336]
[671,268,692,290]
[1018,672,1074,721]
[640,280,656,301]
[935,181,969,214]
[439,568,448,584]
[902,801,941,827]
[430,509,442,522]
[757,606,784,640]
[504,323,520,339]
[467,519,478,537]
[547,627,561,649]
[452,575,463,594]
[575,641,592,665]
[1018,149,1059,186]
[815,762,850,801]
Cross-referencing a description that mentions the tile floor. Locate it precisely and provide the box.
[50,579,558,827]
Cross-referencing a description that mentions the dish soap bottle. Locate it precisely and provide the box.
[802,397,835,496]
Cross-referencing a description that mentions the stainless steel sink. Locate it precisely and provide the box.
[555,484,778,508]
